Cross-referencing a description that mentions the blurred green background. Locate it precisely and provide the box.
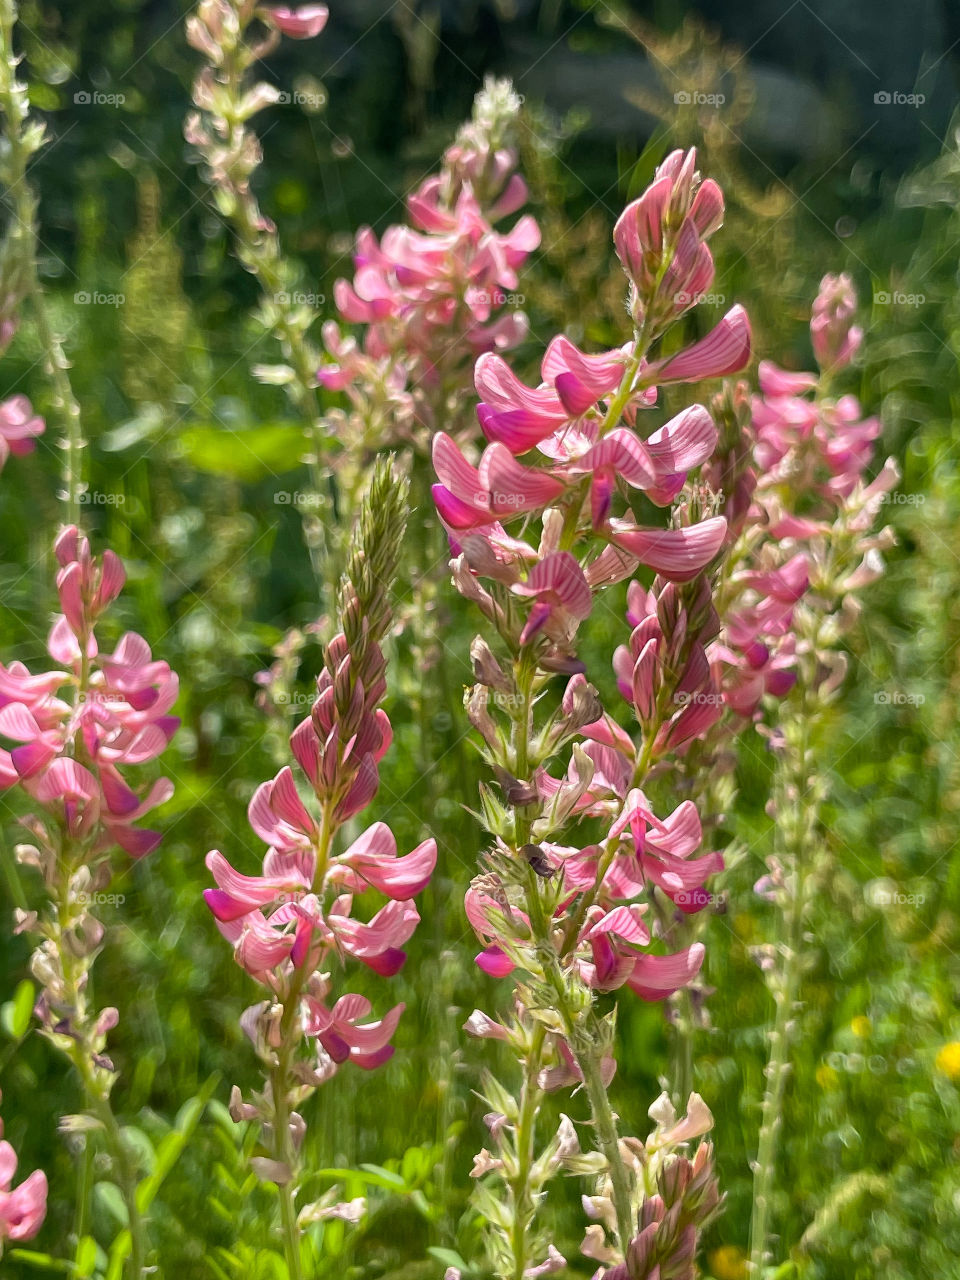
[0,2,958,1278]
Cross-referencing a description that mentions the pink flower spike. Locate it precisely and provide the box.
[260,4,329,38]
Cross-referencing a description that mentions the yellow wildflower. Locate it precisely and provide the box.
[708,1244,748,1280]
[935,1041,960,1081]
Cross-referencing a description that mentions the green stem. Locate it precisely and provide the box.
[270,1050,304,1280]
[748,688,812,1276]
[57,906,148,1276]
[508,1022,546,1280]
[0,0,84,521]
[263,798,336,1277]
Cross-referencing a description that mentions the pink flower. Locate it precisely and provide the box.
[260,4,328,38]
[204,538,437,1076]
[319,88,538,446]
[0,395,44,472]
[810,272,862,372]
[0,529,178,858]
[512,552,593,645]
[753,357,880,504]
[614,148,724,331]
[0,1096,47,1244]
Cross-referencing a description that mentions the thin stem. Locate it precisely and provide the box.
[748,688,812,1276]
[263,798,336,1276]
[57,901,148,1276]
[0,0,85,521]
[508,1022,546,1280]
[270,1048,304,1280]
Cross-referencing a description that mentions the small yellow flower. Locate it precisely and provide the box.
[935,1041,960,1081]
[816,1064,839,1089]
[851,1016,871,1039]
[708,1244,748,1280]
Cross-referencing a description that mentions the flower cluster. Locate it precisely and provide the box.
[2,527,178,1076]
[0,1090,47,1252]
[319,77,540,449]
[205,459,435,1208]
[0,526,178,859]
[440,150,750,1274]
[744,275,896,1277]
[581,1094,721,1280]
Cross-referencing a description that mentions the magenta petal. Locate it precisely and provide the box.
[363,947,406,976]
[477,404,560,454]
[628,943,705,1001]
[476,946,515,977]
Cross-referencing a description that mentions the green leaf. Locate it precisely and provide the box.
[73,1235,97,1277]
[136,1074,219,1213]
[105,1230,131,1280]
[428,1247,469,1270]
[8,1250,74,1273]
[1,978,35,1039]
[94,1181,128,1228]
[357,1162,406,1190]
[176,424,308,481]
